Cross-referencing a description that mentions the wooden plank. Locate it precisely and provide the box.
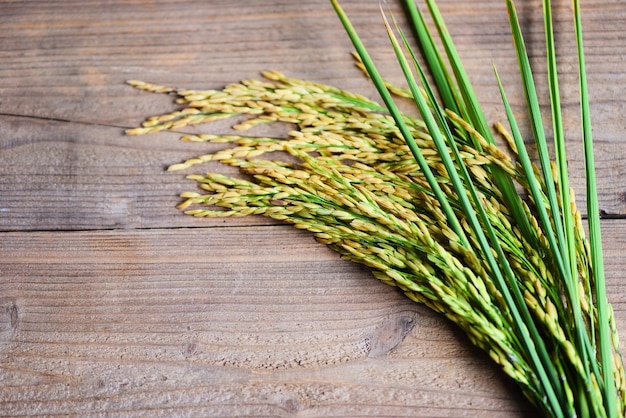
[0,225,530,416]
[0,115,278,231]
[2,113,626,231]
[1,222,626,416]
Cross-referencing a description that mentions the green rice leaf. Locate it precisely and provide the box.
[421,0,536,247]
[382,9,564,412]
[330,0,469,247]
[573,0,617,415]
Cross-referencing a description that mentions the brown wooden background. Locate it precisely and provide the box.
[1,1,624,416]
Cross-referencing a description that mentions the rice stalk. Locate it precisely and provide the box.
[126,0,625,415]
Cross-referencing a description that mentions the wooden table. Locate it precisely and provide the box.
[1,1,624,416]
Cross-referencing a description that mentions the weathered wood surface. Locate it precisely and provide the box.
[0,0,624,416]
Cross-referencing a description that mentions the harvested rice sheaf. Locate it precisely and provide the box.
[126,0,626,416]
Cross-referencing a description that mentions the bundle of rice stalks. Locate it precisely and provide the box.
[127,0,625,415]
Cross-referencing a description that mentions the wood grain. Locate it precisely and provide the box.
[1,0,625,416]
[1,223,625,416]
[0,226,535,416]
